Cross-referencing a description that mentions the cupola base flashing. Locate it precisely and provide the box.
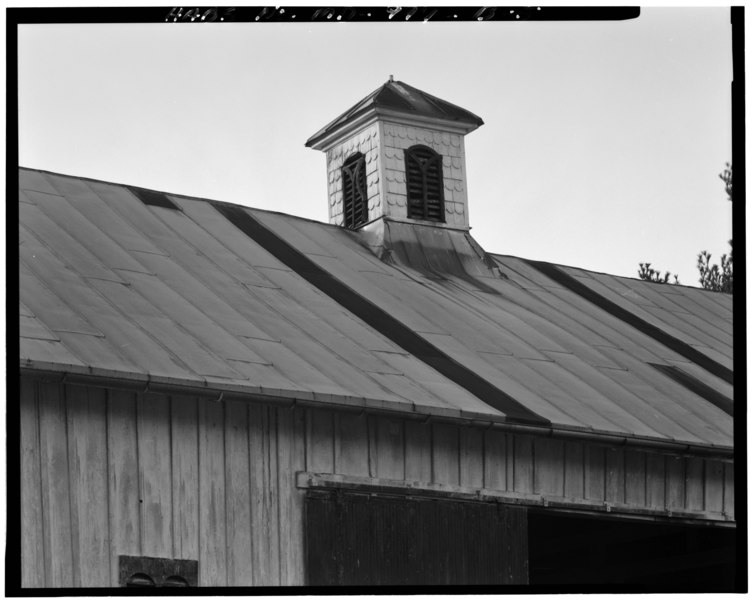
[358,217,506,286]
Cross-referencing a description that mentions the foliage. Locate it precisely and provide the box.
[698,162,732,292]
[719,162,732,201]
[697,247,733,293]
[637,163,732,293]
[637,263,679,285]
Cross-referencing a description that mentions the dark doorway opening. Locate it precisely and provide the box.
[528,510,736,592]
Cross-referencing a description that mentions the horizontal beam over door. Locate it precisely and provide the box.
[296,472,735,527]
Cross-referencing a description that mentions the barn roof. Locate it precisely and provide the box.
[18,167,733,452]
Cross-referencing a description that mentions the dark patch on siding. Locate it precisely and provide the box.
[213,203,549,426]
[524,260,733,385]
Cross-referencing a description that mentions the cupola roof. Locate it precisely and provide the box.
[305,79,484,150]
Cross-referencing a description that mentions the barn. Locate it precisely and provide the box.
[16,79,736,590]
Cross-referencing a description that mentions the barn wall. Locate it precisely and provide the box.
[20,376,734,588]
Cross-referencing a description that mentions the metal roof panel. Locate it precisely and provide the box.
[21,337,87,367]
[19,169,63,196]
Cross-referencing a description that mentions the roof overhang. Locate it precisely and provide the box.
[306,106,483,152]
[20,363,735,459]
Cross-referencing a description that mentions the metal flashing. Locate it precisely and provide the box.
[650,363,733,417]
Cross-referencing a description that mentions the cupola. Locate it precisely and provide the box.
[305,78,484,233]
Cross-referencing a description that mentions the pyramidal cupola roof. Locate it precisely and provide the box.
[305,78,484,150]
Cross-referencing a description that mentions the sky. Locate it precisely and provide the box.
[17,7,733,286]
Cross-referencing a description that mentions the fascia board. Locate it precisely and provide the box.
[19,362,734,458]
[306,110,380,151]
[375,108,482,135]
[306,107,481,151]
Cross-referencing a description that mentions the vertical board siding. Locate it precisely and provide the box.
[404,420,432,481]
[20,377,734,589]
[224,401,253,586]
[704,460,725,514]
[305,408,334,474]
[624,451,647,507]
[507,505,529,584]
[563,442,584,499]
[20,378,45,588]
[38,382,74,587]
[107,389,141,582]
[646,453,667,510]
[371,416,405,481]
[666,455,686,510]
[483,430,507,491]
[277,407,307,585]
[170,396,199,560]
[605,447,626,504]
[248,404,280,585]
[334,412,370,476]
[305,491,529,585]
[459,427,484,489]
[198,399,227,586]
[288,407,308,585]
[248,404,270,585]
[136,394,173,558]
[533,438,564,496]
[723,463,734,518]
[66,386,110,587]
[513,435,534,494]
[432,423,460,485]
[584,446,605,501]
[685,457,705,511]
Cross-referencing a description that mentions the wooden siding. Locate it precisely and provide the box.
[20,376,734,588]
[305,490,529,585]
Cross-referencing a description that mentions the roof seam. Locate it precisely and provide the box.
[525,260,733,385]
[213,202,550,427]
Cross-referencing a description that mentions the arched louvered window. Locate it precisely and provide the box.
[341,153,368,229]
[405,145,445,222]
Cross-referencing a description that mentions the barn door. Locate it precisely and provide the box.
[305,490,528,585]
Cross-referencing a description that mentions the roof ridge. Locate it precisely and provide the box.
[18,165,345,231]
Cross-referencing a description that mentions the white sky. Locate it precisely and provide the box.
[18,7,733,285]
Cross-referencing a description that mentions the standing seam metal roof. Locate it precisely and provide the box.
[18,168,733,451]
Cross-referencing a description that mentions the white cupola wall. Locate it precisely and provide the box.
[305,79,484,233]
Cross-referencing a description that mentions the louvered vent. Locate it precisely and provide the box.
[118,555,198,587]
[405,145,445,222]
[341,153,369,228]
